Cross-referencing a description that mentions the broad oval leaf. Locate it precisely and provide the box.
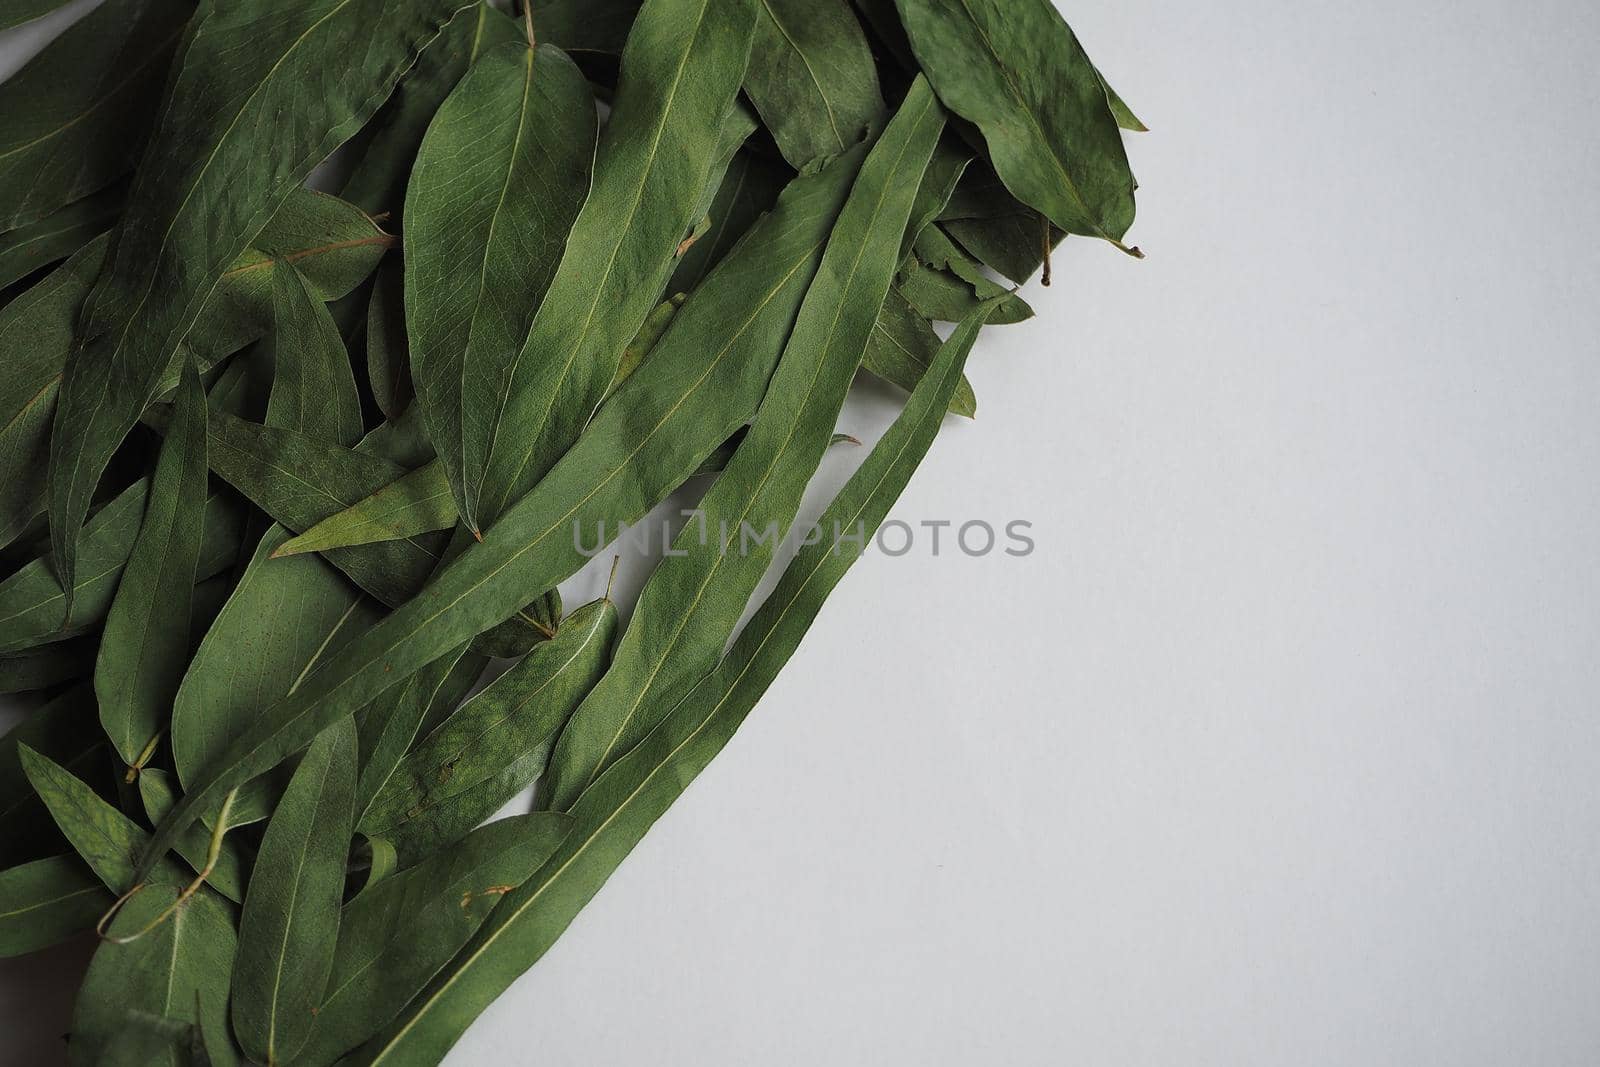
[744,0,885,169]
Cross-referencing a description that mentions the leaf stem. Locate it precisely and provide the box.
[99,788,238,944]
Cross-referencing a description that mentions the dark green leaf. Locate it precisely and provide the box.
[0,181,124,290]
[0,854,109,958]
[864,287,978,418]
[0,189,392,549]
[171,527,380,800]
[19,744,186,894]
[0,0,191,230]
[232,718,356,1066]
[298,812,571,1065]
[356,298,996,1067]
[96,361,208,769]
[70,883,236,1067]
[137,769,248,905]
[0,682,98,867]
[268,261,364,448]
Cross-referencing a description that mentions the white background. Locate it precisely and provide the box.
[5,0,1600,1063]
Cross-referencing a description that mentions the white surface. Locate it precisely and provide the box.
[6,0,1600,1064]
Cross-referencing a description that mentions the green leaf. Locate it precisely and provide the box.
[541,77,946,811]
[942,210,1062,286]
[298,812,572,1065]
[891,0,1139,252]
[666,148,788,297]
[340,3,522,219]
[0,0,191,230]
[137,769,248,905]
[364,257,412,422]
[471,0,757,531]
[606,293,689,398]
[357,300,997,1067]
[0,478,145,650]
[864,287,978,418]
[353,642,473,826]
[267,261,364,448]
[0,854,110,958]
[0,480,243,655]
[18,744,185,895]
[0,181,124,291]
[70,883,236,1067]
[897,225,1033,324]
[406,39,597,527]
[0,189,392,550]
[527,0,642,56]
[0,682,99,867]
[274,458,457,558]
[96,361,209,769]
[232,717,357,1067]
[362,598,616,866]
[744,0,886,169]
[899,133,970,262]
[46,0,472,605]
[0,1,71,32]
[196,411,446,607]
[0,637,98,692]
[138,144,868,876]
[172,527,381,800]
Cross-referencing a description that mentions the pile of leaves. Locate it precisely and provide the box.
[0,0,1141,1062]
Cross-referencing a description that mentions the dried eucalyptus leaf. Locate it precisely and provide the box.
[0,182,124,290]
[892,0,1139,251]
[95,362,208,769]
[0,853,108,958]
[744,0,886,169]
[470,0,757,531]
[406,39,596,527]
[541,76,946,811]
[232,718,357,1067]
[356,298,997,1067]
[47,0,474,602]
[139,144,870,872]
[0,0,191,230]
[361,597,616,866]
